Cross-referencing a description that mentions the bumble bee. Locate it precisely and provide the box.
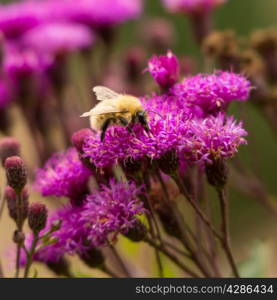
[81,86,150,141]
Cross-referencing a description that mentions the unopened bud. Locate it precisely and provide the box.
[156,150,179,175]
[124,219,147,242]
[205,159,229,189]
[5,186,29,224]
[28,202,48,233]
[121,158,141,179]
[4,156,27,193]
[146,50,180,90]
[46,258,72,277]
[158,206,182,240]
[71,129,92,153]
[0,137,20,166]
[80,248,105,269]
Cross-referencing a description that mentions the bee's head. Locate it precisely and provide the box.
[135,110,150,132]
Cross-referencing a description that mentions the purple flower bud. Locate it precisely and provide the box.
[5,186,29,224]
[28,202,48,234]
[13,230,25,246]
[71,129,93,153]
[4,156,27,193]
[146,50,180,90]
[71,129,98,172]
[0,137,20,166]
[156,150,179,175]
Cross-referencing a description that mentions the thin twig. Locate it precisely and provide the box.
[100,264,119,278]
[197,170,222,277]
[171,172,222,240]
[0,195,5,221]
[217,188,240,278]
[14,191,24,278]
[24,233,39,278]
[156,169,213,277]
[138,173,165,277]
[109,244,131,277]
[144,236,200,278]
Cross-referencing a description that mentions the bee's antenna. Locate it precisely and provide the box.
[146,110,162,118]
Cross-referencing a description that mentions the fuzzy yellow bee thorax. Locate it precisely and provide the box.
[115,95,144,114]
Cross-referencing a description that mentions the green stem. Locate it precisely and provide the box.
[24,233,40,278]
[144,236,200,278]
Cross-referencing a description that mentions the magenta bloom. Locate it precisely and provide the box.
[162,0,227,14]
[171,71,251,115]
[146,51,180,89]
[22,22,94,56]
[82,110,189,168]
[34,148,92,205]
[81,180,146,246]
[20,180,146,265]
[181,113,247,163]
[81,103,247,168]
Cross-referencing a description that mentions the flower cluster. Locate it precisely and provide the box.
[80,61,250,169]
[34,148,92,204]
[21,180,146,264]
[82,112,189,168]
[171,71,251,115]
[180,114,247,163]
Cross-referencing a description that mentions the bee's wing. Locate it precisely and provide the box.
[81,105,126,117]
[92,86,120,101]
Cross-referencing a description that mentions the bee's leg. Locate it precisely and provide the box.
[118,117,135,136]
[101,118,113,141]
[137,113,150,134]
